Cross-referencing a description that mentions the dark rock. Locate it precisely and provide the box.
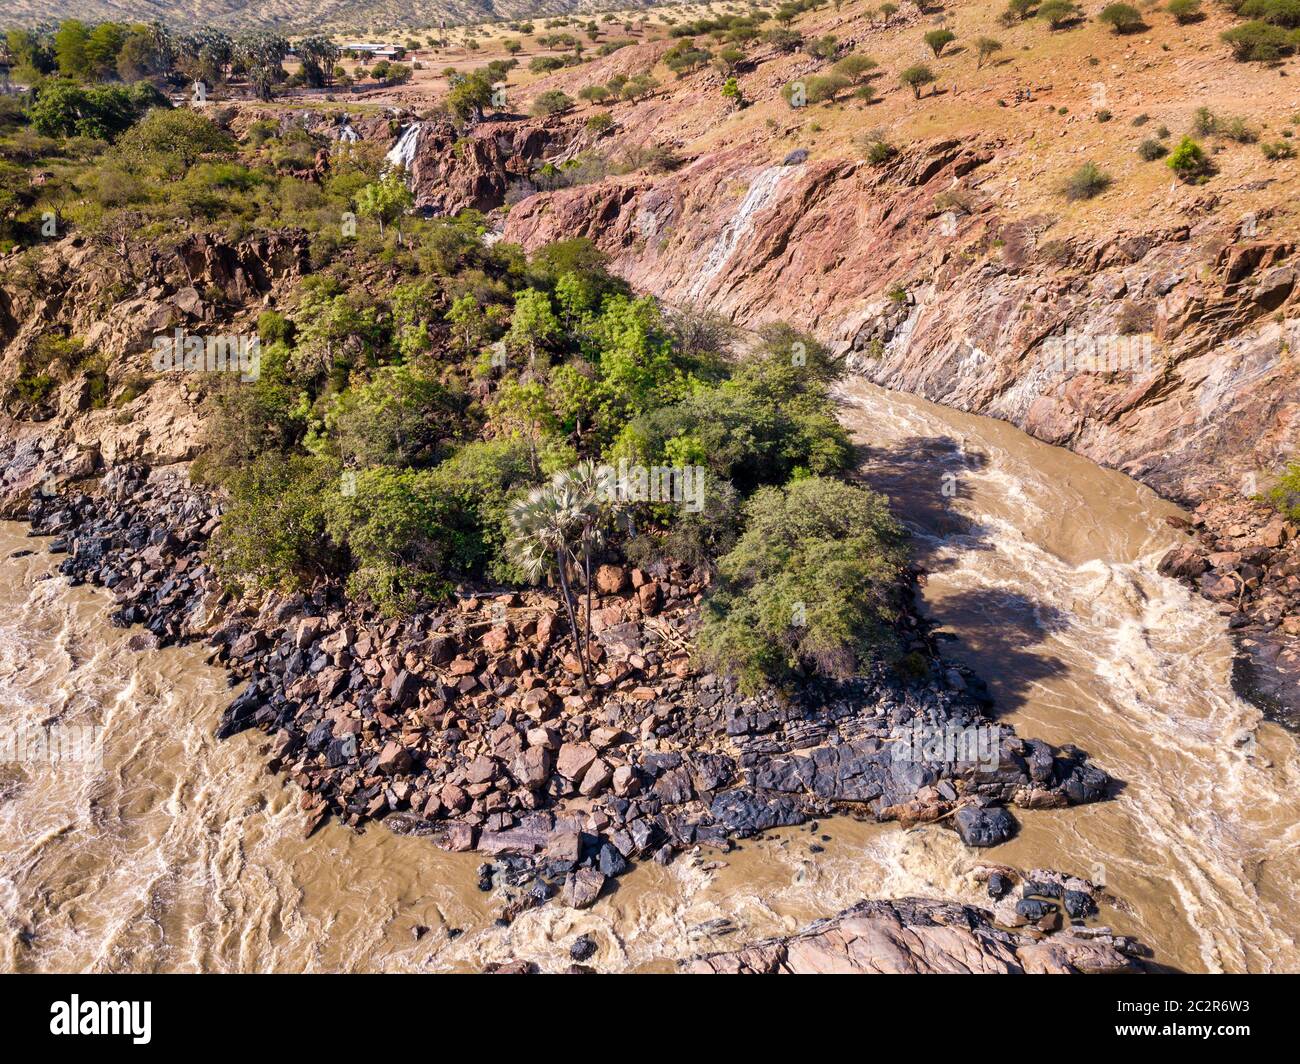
[569,934,597,962]
[953,805,1017,847]
[1063,890,1096,920]
[1015,898,1053,922]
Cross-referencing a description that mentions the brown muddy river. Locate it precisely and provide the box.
[2,381,1297,973]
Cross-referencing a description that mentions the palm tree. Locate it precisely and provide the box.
[553,460,617,667]
[508,461,631,681]
[507,477,589,683]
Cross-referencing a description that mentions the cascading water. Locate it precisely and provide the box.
[384,122,421,175]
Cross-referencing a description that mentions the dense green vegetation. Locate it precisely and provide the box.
[0,10,935,694]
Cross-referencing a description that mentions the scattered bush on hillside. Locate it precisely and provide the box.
[924,29,957,57]
[1221,21,1298,61]
[532,90,575,116]
[1166,0,1204,22]
[1167,135,1213,181]
[1138,137,1169,160]
[1098,3,1148,32]
[975,36,1005,67]
[899,64,936,98]
[1062,161,1113,199]
[1037,0,1083,28]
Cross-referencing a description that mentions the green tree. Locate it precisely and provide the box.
[324,466,453,614]
[54,20,91,79]
[1166,0,1203,21]
[214,453,336,590]
[297,36,341,87]
[899,64,936,98]
[28,81,140,139]
[924,29,956,57]
[975,36,1003,68]
[1167,135,1210,180]
[1098,3,1147,32]
[832,53,878,83]
[355,169,414,239]
[507,287,561,366]
[85,23,128,78]
[446,69,494,121]
[1036,0,1081,28]
[235,32,289,101]
[532,89,575,116]
[697,477,908,692]
[334,364,452,468]
[1221,21,1296,61]
[115,109,231,177]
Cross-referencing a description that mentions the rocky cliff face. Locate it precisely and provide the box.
[0,230,308,518]
[499,134,1299,508]
[399,113,596,216]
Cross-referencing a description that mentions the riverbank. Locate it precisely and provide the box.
[1158,494,1300,728]
[22,457,1111,921]
[6,382,1299,971]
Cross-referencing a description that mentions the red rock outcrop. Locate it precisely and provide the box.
[501,136,1300,507]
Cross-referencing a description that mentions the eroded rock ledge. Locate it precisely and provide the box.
[24,462,1110,917]
[681,895,1145,975]
[1159,496,1300,726]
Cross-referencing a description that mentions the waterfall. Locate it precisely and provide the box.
[385,122,422,177]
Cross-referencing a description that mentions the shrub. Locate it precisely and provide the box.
[585,111,614,133]
[115,109,234,176]
[862,135,897,164]
[1098,3,1147,32]
[1166,0,1204,22]
[1262,139,1297,159]
[1219,115,1258,143]
[696,477,909,693]
[333,364,454,468]
[975,36,1004,68]
[28,81,146,140]
[832,53,878,82]
[1221,21,1297,61]
[1239,0,1300,26]
[1167,135,1211,180]
[532,90,575,116]
[323,466,455,614]
[806,34,840,60]
[899,64,936,98]
[1138,137,1169,160]
[1037,0,1082,28]
[214,453,335,591]
[1062,161,1113,199]
[924,29,956,57]
[1265,460,1300,520]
